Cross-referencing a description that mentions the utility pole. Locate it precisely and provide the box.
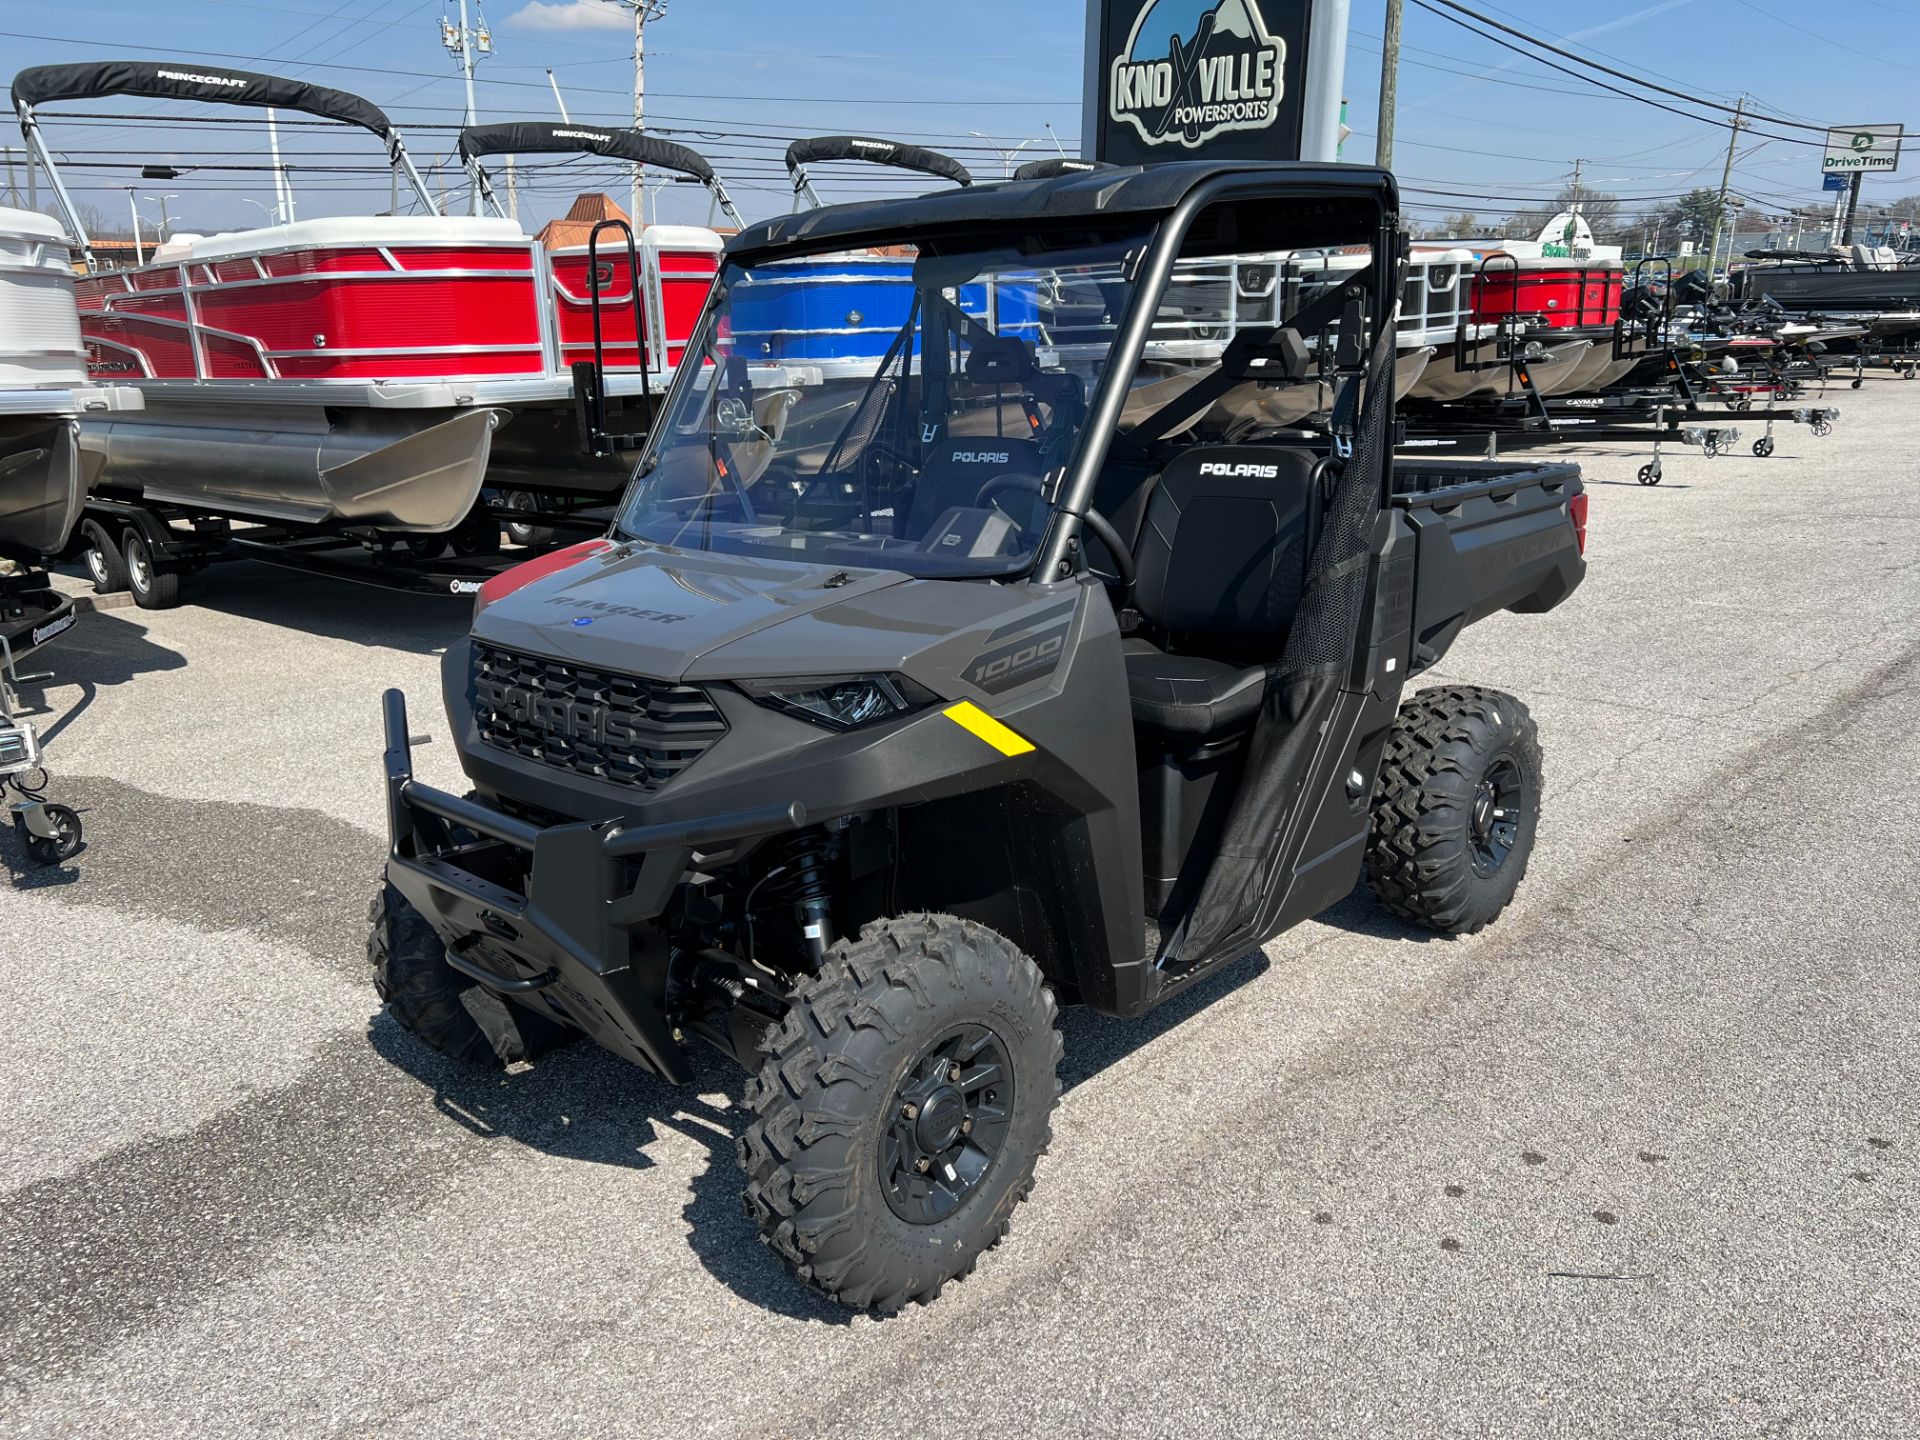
[1570,157,1582,213]
[126,189,144,266]
[1375,0,1402,170]
[1707,95,1745,275]
[266,108,295,224]
[442,0,493,214]
[606,1,669,228]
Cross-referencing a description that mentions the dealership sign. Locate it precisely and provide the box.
[1822,124,1902,174]
[1088,0,1312,165]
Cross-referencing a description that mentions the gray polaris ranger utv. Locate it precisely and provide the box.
[373,162,1588,1311]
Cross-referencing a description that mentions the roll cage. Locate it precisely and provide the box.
[709,162,1403,586]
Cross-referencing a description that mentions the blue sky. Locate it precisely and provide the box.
[1,0,1915,236]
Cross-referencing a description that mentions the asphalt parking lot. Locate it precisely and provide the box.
[2,379,1915,1438]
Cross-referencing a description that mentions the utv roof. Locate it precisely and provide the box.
[728,160,1397,260]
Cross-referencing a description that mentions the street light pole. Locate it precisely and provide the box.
[140,193,178,243]
[968,130,1044,178]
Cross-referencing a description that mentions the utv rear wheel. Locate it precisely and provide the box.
[366,883,574,1067]
[1365,686,1542,935]
[738,915,1062,1313]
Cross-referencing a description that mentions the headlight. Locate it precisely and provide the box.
[735,673,938,731]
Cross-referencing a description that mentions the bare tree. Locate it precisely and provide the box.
[1417,211,1483,239]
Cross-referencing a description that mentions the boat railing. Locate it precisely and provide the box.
[1617,256,1675,362]
[1456,253,1526,378]
[573,218,651,458]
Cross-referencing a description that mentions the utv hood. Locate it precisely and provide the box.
[471,541,912,680]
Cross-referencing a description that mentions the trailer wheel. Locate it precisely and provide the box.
[1636,462,1662,486]
[501,491,556,549]
[448,508,502,558]
[1365,686,1542,936]
[366,883,575,1068]
[79,519,129,594]
[120,529,181,609]
[739,914,1062,1314]
[1753,436,1775,458]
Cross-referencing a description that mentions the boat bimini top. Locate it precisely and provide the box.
[11,60,439,267]
[784,135,973,210]
[456,122,743,229]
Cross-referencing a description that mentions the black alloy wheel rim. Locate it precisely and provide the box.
[879,1024,1014,1225]
[1470,752,1524,876]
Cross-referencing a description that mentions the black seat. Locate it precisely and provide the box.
[1124,446,1319,740]
[1123,638,1267,738]
[900,435,1048,540]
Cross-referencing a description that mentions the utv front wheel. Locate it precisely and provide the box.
[1365,686,1542,935]
[366,883,573,1067]
[739,915,1062,1313]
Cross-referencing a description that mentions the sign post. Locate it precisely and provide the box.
[1082,0,1349,166]
[1820,125,1900,248]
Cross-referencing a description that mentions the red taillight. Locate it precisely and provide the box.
[1568,492,1589,556]
[475,538,612,614]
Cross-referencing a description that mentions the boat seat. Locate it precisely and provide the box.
[1123,445,1319,740]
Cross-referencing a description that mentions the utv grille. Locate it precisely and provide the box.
[471,643,727,791]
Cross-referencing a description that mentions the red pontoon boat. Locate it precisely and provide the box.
[1408,213,1630,402]
[12,64,731,539]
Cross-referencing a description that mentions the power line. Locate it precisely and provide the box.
[1411,0,1859,137]
[0,30,1081,106]
[1730,0,1920,75]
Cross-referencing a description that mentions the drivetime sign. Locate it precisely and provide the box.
[1087,0,1312,164]
[1823,124,1902,174]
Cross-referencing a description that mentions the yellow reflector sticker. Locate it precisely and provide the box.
[942,701,1035,757]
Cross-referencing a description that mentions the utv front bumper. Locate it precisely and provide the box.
[380,689,805,1083]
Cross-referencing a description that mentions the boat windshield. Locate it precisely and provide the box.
[616,233,1146,577]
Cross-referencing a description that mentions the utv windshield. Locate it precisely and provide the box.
[617,233,1147,577]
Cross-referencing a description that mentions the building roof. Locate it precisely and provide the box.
[534,192,632,251]
[532,191,736,249]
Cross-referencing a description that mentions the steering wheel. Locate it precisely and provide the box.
[1077,506,1135,592]
[974,471,1045,515]
[974,473,1134,591]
